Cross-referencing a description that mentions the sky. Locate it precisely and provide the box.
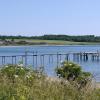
[0,0,100,36]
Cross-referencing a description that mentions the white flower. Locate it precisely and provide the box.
[5,65,8,68]
[18,64,23,67]
[26,75,31,79]
[26,75,29,78]
[14,75,18,78]
[69,64,72,66]
[26,72,32,79]
[20,67,24,70]
[64,64,67,66]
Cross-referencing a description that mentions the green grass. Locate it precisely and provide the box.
[10,39,100,45]
[0,64,99,100]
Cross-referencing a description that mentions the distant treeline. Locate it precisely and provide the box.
[0,35,100,42]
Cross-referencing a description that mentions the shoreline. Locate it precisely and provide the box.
[0,44,100,47]
[0,39,100,46]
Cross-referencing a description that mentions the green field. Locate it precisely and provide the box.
[13,39,100,45]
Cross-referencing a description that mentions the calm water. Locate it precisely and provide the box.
[0,45,100,81]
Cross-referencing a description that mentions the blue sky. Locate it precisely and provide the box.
[0,0,100,36]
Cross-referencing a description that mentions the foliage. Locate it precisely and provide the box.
[0,64,99,100]
[1,64,30,78]
[56,61,91,88]
[0,34,100,42]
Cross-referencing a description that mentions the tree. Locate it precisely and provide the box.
[11,38,14,42]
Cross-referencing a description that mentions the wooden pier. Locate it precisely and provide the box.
[73,52,100,61]
[0,51,100,67]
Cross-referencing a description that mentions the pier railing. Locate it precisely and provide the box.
[0,51,100,67]
[0,52,69,67]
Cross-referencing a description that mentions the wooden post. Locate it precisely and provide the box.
[40,55,42,67]
[57,52,59,69]
[36,51,38,68]
[33,52,34,67]
[15,56,16,64]
[86,54,88,61]
[66,54,69,61]
[80,52,82,61]
[12,56,14,65]
[25,51,27,67]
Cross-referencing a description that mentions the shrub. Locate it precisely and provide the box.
[1,64,30,78]
[56,61,91,88]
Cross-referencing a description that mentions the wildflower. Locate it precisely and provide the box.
[14,75,18,78]
[26,75,30,79]
[26,75,32,79]
[26,72,33,79]
[20,67,24,70]
[5,65,8,68]
[64,64,67,66]
[18,64,23,67]
[69,63,72,66]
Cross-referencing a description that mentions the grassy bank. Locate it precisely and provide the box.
[5,39,100,46]
[0,64,100,100]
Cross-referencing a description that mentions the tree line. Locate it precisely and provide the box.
[0,35,100,42]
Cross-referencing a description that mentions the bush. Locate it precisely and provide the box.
[56,61,91,88]
[0,64,31,78]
